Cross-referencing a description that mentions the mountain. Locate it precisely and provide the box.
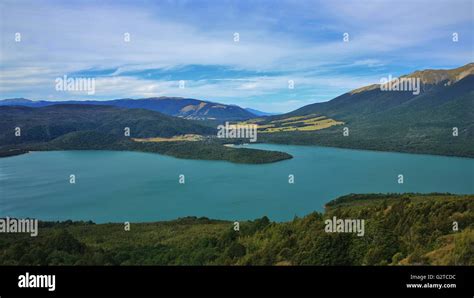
[0,97,257,121]
[0,98,32,104]
[289,63,474,119]
[258,63,474,157]
[0,104,216,145]
[245,108,278,116]
[0,104,292,163]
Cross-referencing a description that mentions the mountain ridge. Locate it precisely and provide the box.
[0,104,292,163]
[0,96,258,121]
[258,63,474,158]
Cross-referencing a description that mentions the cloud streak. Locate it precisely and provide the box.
[0,0,472,112]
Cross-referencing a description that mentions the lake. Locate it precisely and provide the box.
[0,144,472,223]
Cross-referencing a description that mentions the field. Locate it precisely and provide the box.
[132,134,204,142]
[238,114,344,133]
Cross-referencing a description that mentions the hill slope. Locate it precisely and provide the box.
[0,105,291,164]
[259,63,474,157]
[0,104,215,145]
[289,63,474,119]
[0,193,471,265]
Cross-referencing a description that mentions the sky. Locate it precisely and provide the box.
[0,0,473,113]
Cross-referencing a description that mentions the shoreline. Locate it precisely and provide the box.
[0,149,29,158]
[0,146,292,164]
[4,141,471,161]
[6,193,470,225]
[2,193,471,266]
[252,141,474,160]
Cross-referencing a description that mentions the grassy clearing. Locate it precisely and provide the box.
[132,134,204,142]
[237,114,344,133]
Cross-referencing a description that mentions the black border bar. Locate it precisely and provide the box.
[0,265,472,297]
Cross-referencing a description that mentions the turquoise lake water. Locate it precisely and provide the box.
[0,144,472,223]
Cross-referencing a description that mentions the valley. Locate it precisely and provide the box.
[1,0,472,274]
[2,144,472,223]
[256,64,474,158]
[2,63,472,160]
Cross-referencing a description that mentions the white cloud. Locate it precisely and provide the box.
[0,0,472,112]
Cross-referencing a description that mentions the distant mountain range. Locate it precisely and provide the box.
[258,63,474,157]
[0,97,259,121]
[1,63,473,158]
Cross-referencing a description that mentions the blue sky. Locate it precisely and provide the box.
[0,0,473,112]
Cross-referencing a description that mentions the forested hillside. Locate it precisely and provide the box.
[1,193,471,265]
[260,64,474,158]
[0,105,291,164]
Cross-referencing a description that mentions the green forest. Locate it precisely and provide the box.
[0,193,472,266]
[0,105,292,164]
